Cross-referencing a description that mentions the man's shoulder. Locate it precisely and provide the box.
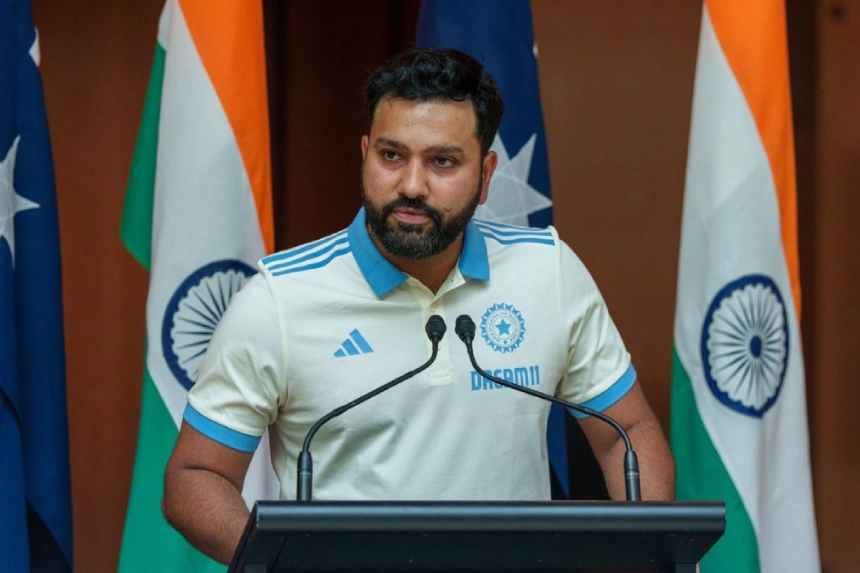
[472,219,559,250]
[474,220,563,271]
[256,227,352,280]
[473,221,596,285]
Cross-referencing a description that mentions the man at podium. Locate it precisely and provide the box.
[162,48,675,564]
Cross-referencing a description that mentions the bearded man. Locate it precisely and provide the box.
[162,47,675,565]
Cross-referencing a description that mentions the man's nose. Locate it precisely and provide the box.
[399,160,429,199]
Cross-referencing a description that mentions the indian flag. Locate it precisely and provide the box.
[118,1,278,570]
[671,1,819,572]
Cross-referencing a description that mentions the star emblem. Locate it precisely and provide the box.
[30,29,41,67]
[1,136,40,267]
[476,133,553,226]
[480,303,526,353]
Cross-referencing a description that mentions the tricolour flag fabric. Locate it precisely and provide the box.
[415,0,569,498]
[0,0,73,570]
[671,2,819,571]
[118,1,278,570]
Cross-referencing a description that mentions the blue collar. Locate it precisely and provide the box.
[348,208,490,297]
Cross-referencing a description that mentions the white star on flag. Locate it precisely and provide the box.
[30,29,41,67]
[476,133,553,226]
[1,135,41,267]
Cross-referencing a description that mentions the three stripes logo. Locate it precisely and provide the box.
[334,329,374,358]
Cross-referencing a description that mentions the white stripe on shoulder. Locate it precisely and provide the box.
[473,219,551,235]
[261,230,350,275]
[474,221,555,246]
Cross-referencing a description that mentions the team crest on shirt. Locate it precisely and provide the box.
[700,274,789,418]
[161,259,256,390]
[480,303,526,353]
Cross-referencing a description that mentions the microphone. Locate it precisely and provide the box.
[454,314,641,502]
[296,315,447,502]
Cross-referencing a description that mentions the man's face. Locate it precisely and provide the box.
[361,97,497,260]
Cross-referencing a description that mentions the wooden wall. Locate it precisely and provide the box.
[810,1,860,568]
[28,0,858,571]
[30,0,161,571]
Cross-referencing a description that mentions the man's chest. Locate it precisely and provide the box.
[278,284,568,427]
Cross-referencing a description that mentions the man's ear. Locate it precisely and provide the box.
[361,135,369,161]
[479,150,498,205]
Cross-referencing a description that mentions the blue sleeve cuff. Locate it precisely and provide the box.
[567,363,637,419]
[182,403,262,452]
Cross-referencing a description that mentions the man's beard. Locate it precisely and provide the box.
[362,182,482,260]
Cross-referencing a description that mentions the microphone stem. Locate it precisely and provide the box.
[466,343,641,502]
[296,342,440,502]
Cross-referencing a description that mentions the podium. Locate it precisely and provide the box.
[228,501,725,573]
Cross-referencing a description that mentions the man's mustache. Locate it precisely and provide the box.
[381,198,443,225]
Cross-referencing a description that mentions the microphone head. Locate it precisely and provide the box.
[454,314,476,343]
[425,315,446,343]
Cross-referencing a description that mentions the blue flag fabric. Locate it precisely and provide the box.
[0,0,74,570]
[416,0,569,498]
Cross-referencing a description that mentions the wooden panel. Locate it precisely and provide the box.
[813,1,860,571]
[532,0,702,429]
[276,1,419,249]
[29,0,161,571]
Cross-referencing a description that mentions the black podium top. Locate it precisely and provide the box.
[229,500,725,573]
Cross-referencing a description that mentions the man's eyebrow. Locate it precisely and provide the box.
[373,137,405,150]
[424,145,464,155]
[372,138,465,155]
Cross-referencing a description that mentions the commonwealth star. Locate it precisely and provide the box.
[1,136,41,266]
[476,133,553,226]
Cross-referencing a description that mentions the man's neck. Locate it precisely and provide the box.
[370,230,463,294]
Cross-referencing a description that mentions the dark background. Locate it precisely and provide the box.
[28,0,858,571]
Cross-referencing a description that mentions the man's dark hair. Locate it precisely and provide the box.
[364,48,504,155]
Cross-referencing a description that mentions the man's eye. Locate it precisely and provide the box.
[435,157,454,167]
[382,150,399,160]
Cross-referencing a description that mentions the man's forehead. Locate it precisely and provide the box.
[374,95,475,120]
[370,97,479,141]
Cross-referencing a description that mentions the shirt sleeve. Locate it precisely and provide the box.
[555,238,635,418]
[184,272,286,450]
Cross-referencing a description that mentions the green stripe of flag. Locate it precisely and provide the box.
[670,347,759,573]
[117,41,223,573]
[117,365,224,572]
[119,45,164,270]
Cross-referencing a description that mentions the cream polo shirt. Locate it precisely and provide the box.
[185,208,636,501]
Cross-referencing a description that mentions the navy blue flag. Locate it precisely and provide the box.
[0,0,74,570]
[416,0,569,498]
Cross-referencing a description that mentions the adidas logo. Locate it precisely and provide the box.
[334,329,374,358]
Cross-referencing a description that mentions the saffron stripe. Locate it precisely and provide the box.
[179,0,273,252]
[706,0,800,318]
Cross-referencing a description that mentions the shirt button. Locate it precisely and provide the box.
[430,302,439,313]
